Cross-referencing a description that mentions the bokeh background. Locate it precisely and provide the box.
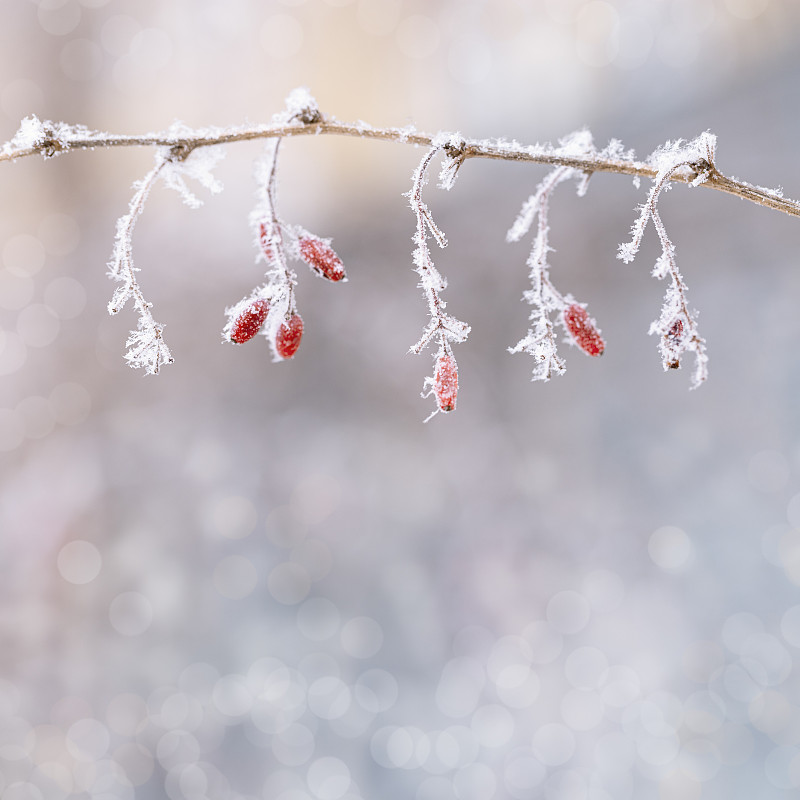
[2,0,800,798]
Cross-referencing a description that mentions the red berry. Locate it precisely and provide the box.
[563,303,605,357]
[666,318,684,345]
[259,221,275,261]
[276,314,303,359]
[434,352,458,412]
[298,236,346,282]
[229,298,269,344]
[665,319,684,369]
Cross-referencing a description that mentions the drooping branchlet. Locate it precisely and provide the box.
[408,144,470,419]
[507,133,606,381]
[619,133,713,388]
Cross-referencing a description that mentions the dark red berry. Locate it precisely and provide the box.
[276,314,303,359]
[665,319,684,369]
[434,352,458,412]
[666,319,684,345]
[298,236,346,282]
[229,298,269,344]
[563,304,605,357]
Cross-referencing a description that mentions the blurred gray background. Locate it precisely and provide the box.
[2,1,800,798]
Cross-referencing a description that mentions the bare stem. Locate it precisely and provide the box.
[411,146,447,326]
[262,137,295,308]
[3,117,799,219]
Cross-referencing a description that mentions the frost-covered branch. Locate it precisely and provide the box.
[507,165,573,381]
[3,108,799,219]
[1,88,797,414]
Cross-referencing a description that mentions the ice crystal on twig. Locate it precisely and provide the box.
[618,132,714,387]
[508,131,604,382]
[123,319,173,375]
[437,133,467,191]
[283,86,321,124]
[7,116,47,151]
[1,115,97,159]
[11,87,796,409]
[407,144,470,419]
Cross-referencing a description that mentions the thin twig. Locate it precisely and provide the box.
[3,118,799,219]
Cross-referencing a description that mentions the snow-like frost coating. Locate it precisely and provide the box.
[10,116,46,149]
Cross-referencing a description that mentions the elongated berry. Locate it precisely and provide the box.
[434,351,458,412]
[259,221,276,261]
[229,298,269,344]
[563,303,605,357]
[298,236,346,282]
[276,313,303,359]
[665,319,684,369]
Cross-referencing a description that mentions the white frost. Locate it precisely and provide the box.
[10,116,47,149]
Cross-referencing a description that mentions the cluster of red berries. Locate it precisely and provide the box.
[225,230,346,359]
[228,298,304,359]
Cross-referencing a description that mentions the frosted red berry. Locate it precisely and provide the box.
[259,221,275,261]
[298,236,346,282]
[276,313,303,359]
[229,298,269,344]
[666,319,684,345]
[665,319,684,369]
[563,303,605,357]
[434,352,458,412]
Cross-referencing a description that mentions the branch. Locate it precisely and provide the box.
[2,114,799,219]
[0,90,794,412]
